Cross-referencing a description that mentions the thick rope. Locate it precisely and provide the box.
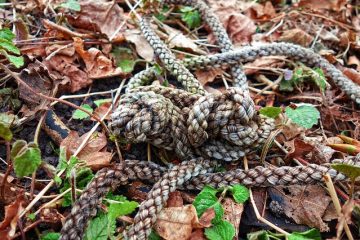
[128,43,360,104]
[60,157,359,240]
[60,0,360,239]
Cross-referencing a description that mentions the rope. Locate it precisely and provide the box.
[60,0,360,239]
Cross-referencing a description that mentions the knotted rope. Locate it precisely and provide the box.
[60,0,360,239]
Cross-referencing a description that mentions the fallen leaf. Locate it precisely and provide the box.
[222,197,244,239]
[298,0,347,12]
[167,191,183,208]
[162,24,206,54]
[0,194,25,238]
[154,205,206,240]
[336,199,354,238]
[279,29,314,47]
[269,185,333,231]
[190,229,206,240]
[247,1,276,20]
[93,102,111,120]
[284,138,314,160]
[340,66,360,85]
[66,0,127,40]
[73,37,125,79]
[124,29,154,61]
[60,131,112,170]
[46,55,90,92]
[195,68,224,86]
[206,0,256,45]
[243,56,286,75]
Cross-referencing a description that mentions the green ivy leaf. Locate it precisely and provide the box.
[193,186,223,223]
[0,38,20,54]
[247,230,283,240]
[107,199,138,221]
[285,104,320,129]
[310,68,327,93]
[0,28,15,41]
[41,232,60,240]
[288,228,321,240]
[230,184,249,203]
[149,231,161,240]
[180,6,201,29]
[12,141,42,177]
[72,104,93,120]
[259,107,282,119]
[331,163,360,181]
[0,49,24,68]
[84,213,112,240]
[112,47,136,73]
[60,0,81,11]
[0,122,12,141]
[204,220,235,240]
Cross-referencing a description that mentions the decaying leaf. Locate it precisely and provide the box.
[222,198,244,239]
[279,29,314,47]
[154,204,207,240]
[73,37,125,79]
[0,194,25,238]
[162,24,205,54]
[206,0,256,45]
[66,0,127,40]
[298,0,347,12]
[60,131,112,170]
[124,29,154,61]
[269,185,334,231]
[284,138,314,160]
[43,44,90,93]
[195,68,224,86]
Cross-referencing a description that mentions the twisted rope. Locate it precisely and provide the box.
[60,157,359,240]
[60,0,360,239]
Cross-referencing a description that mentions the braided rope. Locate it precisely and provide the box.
[60,157,359,240]
[128,43,360,104]
[60,0,360,239]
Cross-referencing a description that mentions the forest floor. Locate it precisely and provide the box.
[0,0,360,239]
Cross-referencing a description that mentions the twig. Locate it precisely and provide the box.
[323,174,354,240]
[244,157,290,235]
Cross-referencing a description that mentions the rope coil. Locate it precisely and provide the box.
[59,0,360,239]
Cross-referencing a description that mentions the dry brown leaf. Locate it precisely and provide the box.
[336,199,354,238]
[189,229,206,240]
[0,194,25,238]
[154,205,208,240]
[269,185,333,231]
[279,29,314,47]
[298,0,347,12]
[73,37,125,79]
[162,25,205,54]
[60,131,112,170]
[195,68,224,86]
[44,54,90,93]
[284,138,314,160]
[93,102,111,120]
[167,191,184,208]
[247,1,276,20]
[243,56,286,75]
[124,29,154,61]
[222,197,244,239]
[206,1,256,45]
[66,0,127,40]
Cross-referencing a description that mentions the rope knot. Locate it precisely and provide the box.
[187,87,255,147]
